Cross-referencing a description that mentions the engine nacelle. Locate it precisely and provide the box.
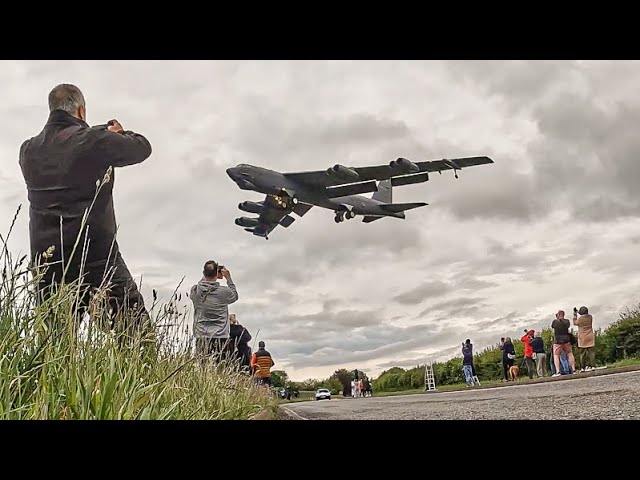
[326,164,360,182]
[238,201,264,214]
[235,216,260,228]
[389,157,420,174]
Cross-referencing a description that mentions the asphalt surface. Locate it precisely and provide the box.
[282,370,640,420]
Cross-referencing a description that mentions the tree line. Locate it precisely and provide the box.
[273,304,640,395]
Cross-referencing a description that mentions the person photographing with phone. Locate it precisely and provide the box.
[190,260,239,361]
[573,306,596,371]
[551,310,576,376]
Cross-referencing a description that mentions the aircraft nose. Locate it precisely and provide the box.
[226,167,239,180]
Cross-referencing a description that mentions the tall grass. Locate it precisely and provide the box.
[0,203,274,419]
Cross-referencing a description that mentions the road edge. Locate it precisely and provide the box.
[278,406,308,420]
[425,364,640,394]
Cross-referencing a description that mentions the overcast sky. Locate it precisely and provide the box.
[2,60,640,382]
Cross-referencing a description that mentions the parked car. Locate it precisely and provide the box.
[315,388,331,400]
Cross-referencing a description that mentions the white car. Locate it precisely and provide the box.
[315,388,331,400]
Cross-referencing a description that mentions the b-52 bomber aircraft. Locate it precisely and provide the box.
[226,155,494,239]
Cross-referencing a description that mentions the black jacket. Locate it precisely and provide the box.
[19,110,152,268]
[530,337,545,354]
[230,323,252,366]
[230,323,252,347]
[462,343,473,366]
[502,341,516,361]
[551,318,571,344]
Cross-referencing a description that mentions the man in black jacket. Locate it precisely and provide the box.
[19,83,152,330]
[229,314,252,371]
[529,331,548,377]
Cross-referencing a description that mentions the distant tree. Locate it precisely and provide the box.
[299,378,320,391]
[325,377,342,395]
[330,369,353,396]
[271,370,288,388]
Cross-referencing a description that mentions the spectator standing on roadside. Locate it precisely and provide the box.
[502,337,516,381]
[530,331,548,377]
[551,310,576,377]
[573,306,596,371]
[520,329,536,379]
[462,339,474,386]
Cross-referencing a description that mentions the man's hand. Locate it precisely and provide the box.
[107,119,124,133]
[221,267,231,281]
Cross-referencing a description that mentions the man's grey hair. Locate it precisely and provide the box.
[48,83,85,114]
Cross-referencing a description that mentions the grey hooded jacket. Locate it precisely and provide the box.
[190,277,238,338]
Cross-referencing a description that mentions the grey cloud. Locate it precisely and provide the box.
[250,307,397,349]
[572,196,639,223]
[293,113,411,147]
[454,277,498,291]
[472,312,519,331]
[429,297,484,312]
[228,103,412,165]
[261,311,445,364]
[299,218,426,268]
[393,281,449,305]
[585,243,640,277]
[286,314,527,370]
[436,170,541,221]
[468,240,543,277]
[375,356,429,369]
[417,304,485,320]
[418,62,637,228]
[446,60,583,112]
[447,61,640,224]
[417,297,488,320]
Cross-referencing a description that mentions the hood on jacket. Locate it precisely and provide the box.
[193,278,219,298]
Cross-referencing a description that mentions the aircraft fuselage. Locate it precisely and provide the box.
[226,164,403,218]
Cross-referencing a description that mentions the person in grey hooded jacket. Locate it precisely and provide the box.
[190,260,239,360]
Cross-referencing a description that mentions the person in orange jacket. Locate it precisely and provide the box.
[520,329,536,379]
[250,341,275,386]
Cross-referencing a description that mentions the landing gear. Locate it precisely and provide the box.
[334,210,356,223]
[274,191,297,210]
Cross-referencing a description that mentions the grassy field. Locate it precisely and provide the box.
[0,206,275,420]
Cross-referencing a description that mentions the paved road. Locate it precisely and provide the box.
[283,370,640,420]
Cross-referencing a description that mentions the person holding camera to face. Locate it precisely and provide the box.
[573,306,596,371]
[520,329,537,379]
[190,260,239,361]
[551,310,576,376]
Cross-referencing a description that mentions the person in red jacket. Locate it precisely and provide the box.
[520,329,537,379]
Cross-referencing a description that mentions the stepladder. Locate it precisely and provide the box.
[424,362,436,391]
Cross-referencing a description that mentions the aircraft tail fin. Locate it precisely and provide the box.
[372,179,392,203]
[379,202,428,214]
